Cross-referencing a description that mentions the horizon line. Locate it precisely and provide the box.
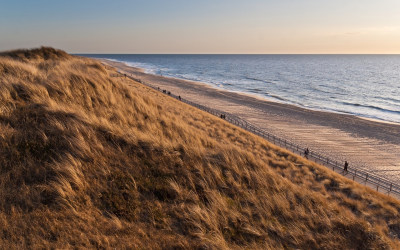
[74,53,400,55]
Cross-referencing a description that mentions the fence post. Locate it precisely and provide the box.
[365,173,368,185]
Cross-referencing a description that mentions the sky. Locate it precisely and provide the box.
[1,0,400,54]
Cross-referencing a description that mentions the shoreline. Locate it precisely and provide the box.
[102,59,400,183]
[112,59,400,129]
[108,58,400,126]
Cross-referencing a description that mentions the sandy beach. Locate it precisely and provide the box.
[104,59,400,184]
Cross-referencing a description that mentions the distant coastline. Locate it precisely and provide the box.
[129,61,400,127]
[81,54,400,125]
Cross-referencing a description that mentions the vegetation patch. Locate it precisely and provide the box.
[0,48,399,249]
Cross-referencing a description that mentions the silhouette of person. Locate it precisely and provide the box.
[304,148,310,159]
[344,161,349,172]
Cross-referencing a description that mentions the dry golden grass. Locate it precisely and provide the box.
[0,47,399,249]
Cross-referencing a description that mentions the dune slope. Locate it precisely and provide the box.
[0,48,399,249]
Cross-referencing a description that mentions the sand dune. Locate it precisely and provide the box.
[1,48,400,248]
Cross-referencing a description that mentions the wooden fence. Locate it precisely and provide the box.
[122,73,400,198]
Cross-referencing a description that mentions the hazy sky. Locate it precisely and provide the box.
[1,0,400,54]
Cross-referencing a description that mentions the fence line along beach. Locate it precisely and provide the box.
[102,59,400,189]
[5,0,400,247]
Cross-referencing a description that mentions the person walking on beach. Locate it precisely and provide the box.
[304,148,310,159]
[344,161,349,172]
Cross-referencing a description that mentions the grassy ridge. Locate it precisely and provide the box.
[0,47,399,249]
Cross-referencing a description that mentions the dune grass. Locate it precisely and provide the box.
[0,47,399,249]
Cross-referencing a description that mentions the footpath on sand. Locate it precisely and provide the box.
[103,59,400,200]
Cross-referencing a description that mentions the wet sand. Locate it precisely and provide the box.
[103,60,400,184]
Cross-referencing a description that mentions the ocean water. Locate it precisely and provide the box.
[82,54,400,124]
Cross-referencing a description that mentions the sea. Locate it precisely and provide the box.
[81,54,400,124]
